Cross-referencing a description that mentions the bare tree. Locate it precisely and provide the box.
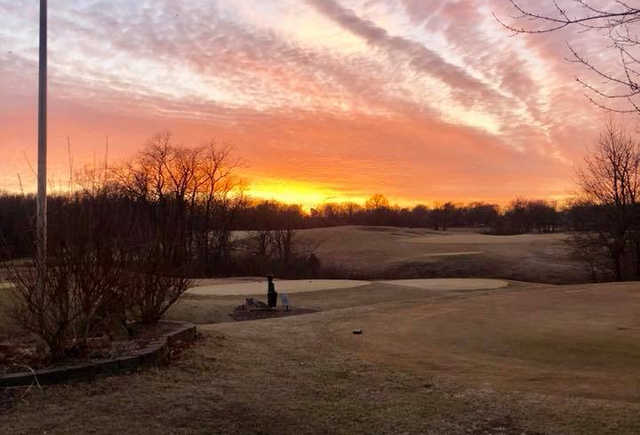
[196,141,241,272]
[499,1,640,112]
[365,194,391,226]
[576,121,640,280]
[114,133,242,274]
[365,193,390,210]
[431,202,456,231]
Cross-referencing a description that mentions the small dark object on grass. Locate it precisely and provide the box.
[352,329,362,335]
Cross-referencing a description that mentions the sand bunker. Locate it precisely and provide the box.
[419,251,483,257]
[406,233,566,245]
[384,278,508,291]
[187,279,370,296]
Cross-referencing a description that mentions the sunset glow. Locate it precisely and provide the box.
[0,1,629,207]
[245,179,367,211]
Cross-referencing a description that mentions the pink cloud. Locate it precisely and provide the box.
[0,0,617,205]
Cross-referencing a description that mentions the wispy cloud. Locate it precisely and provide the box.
[0,0,615,203]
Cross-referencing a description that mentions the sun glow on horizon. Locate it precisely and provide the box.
[244,178,368,210]
[244,178,574,211]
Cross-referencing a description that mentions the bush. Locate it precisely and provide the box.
[126,270,191,324]
[6,248,123,361]
[4,187,193,361]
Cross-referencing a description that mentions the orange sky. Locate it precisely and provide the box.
[0,1,636,208]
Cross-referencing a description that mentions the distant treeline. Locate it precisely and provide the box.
[234,196,565,234]
[0,190,579,260]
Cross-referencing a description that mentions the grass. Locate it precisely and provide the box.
[342,283,640,402]
[295,226,587,283]
[3,280,640,433]
[2,228,640,433]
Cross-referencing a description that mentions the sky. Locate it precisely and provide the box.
[0,0,633,208]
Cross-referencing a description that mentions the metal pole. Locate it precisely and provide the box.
[37,0,47,287]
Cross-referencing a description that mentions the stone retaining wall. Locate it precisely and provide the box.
[0,321,196,387]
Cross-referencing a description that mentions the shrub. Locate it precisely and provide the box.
[126,270,191,324]
[6,247,123,361]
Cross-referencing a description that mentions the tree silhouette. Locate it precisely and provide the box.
[576,121,640,280]
[499,1,640,112]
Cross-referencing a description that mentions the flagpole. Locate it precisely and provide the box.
[37,0,47,289]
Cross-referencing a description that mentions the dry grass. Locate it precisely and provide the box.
[3,280,640,433]
[327,282,640,402]
[297,226,586,283]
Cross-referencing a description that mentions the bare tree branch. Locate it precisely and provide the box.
[497,0,640,113]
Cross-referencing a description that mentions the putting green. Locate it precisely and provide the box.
[384,278,509,291]
[187,279,371,296]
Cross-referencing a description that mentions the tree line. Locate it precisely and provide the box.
[1,179,567,270]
